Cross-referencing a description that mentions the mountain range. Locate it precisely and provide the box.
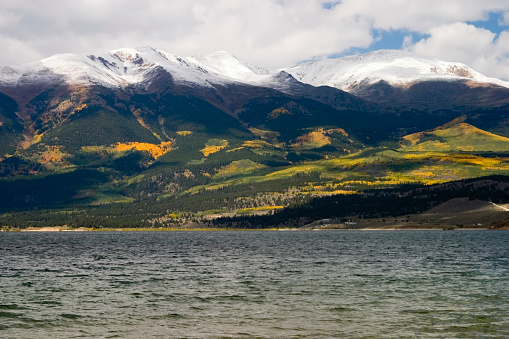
[1,46,509,228]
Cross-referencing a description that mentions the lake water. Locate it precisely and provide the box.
[1,230,509,338]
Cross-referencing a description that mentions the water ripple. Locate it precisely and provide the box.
[1,230,508,338]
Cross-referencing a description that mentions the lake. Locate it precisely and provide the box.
[1,230,508,338]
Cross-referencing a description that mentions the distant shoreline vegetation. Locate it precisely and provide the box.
[4,226,496,232]
[2,175,509,231]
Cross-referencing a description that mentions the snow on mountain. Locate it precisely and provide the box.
[0,47,255,90]
[0,61,66,89]
[283,50,509,91]
[0,50,144,88]
[186,51,272,82]
[253,71,306,94]
[1,47,509,94]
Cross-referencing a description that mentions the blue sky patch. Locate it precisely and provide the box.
[467,11,507,36]
[329,30,429,59]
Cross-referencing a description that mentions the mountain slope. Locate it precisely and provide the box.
[402,120,509,152]
[0,46,239,91]
[0,47,385,157]
[284,49,509,91]
[186,51,273,82]
[284,50,509,111]
[2,47,509,226]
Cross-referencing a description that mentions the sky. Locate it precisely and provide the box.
[1,0,509,79]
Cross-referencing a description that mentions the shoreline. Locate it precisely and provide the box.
[4,226,495,232]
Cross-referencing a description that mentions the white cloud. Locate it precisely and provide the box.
[341,0,509,32]
[1,0,509,78]
[502,11,509,25]
[0,0,376,68]
[406,22,509,80]
[409,23,496,61]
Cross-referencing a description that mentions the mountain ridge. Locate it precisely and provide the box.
[283,49,509,90]
[2,47,508,92]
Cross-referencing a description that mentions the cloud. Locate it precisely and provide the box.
[1,0,509,78]
[0,0,374,68]
[502,11,509,25]
[406,22,509,79]
[341,0,508,32]
[409,23,496,61]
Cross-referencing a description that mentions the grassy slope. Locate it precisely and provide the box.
[402,123,509,152]
[184,122,509,194]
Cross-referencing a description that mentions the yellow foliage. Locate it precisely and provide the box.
[20,131,44,149]
[115,141,172,159]
[457,158,498,166]
[176,131,193,136]
[228,140,272,152]
[411,171,434,177]
[227,147,244,152]
[403,152,448,159]
[402,123,509,153]
[201,145,226,157]
[435,123,509,141]
[292,128,348,149]
[214,160,266,179]
[132,108,162,141]
[201,140,228,156]
[237,206,284,213]
[269,107,292,119]
[294,129,331,148]
[309,190,358,196]
[402,132,424,145]
[132,109,148,128]
[32,133,44,145]
[265,165,322,179]
[329,190,357,195]
[248,127,280,141]
[37,145,69,165]
[448,156,509,170]
[243,140,272,148]
[433,142,449,149]
[456,145,475,151]
[74,103,87,113]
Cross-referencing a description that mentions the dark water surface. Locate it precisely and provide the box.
[1,230,508,338]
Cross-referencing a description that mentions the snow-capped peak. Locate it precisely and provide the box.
[110,47,144,63]
[2,47,509,94]
[186,51,272,82]
[284,49,509,90]
[0,46,252,90]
